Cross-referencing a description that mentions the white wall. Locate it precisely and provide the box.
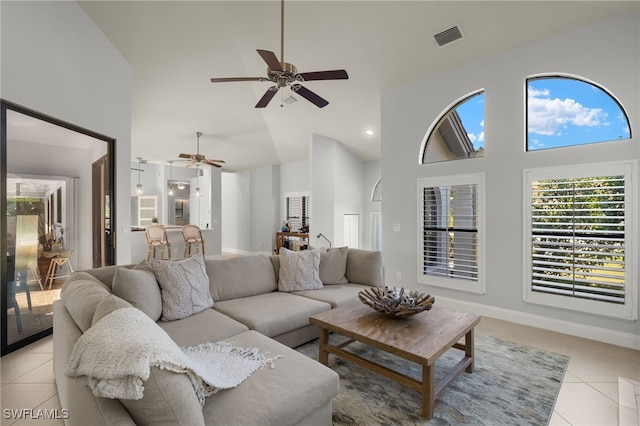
[363,160,381,250]
[250,165,279,253]
[381,12,640,347]
[309,135,336,248]
[309,134,365,248]
[279,160,309,225]
[2,1,133,264]
[221,171,251,253]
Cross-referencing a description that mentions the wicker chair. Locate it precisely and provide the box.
[181,224,205,258]
[145,225,171,261]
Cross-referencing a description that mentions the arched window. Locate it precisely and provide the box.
[527,76,631,151]
[371,177,382,202]
[420,90,484,164]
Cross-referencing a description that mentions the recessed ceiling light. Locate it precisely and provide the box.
[365,129,374,136]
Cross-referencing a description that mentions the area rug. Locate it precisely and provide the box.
[295,333,569,425]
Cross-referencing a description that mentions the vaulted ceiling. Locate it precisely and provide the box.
[78,1,638,172]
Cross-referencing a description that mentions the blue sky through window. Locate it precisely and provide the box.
[455,92,485,151]
[527,77,630,150]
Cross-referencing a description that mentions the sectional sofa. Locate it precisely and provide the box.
[53,247,383,425]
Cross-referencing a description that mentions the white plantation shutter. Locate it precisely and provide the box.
[422,183,478,281]
[285,194,309,231]
[418,173,484,294]
[530,175,626,304]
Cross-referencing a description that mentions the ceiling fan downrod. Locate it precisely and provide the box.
[280,0,285,65]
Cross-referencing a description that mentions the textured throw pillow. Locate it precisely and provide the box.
[278,248,323,292]
[112,263,162,321]
[151,255,214,321]
[319,247,349,285]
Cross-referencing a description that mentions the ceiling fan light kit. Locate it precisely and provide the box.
[210,0,348,108]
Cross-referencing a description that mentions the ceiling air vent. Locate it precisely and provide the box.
[434,25,464,47]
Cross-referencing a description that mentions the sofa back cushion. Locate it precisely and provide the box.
[346,249,383,287]
[319,247,349,285]
[83,265,132,289]
[91,294,133,326]
[61,272,113,332]
[206,256,277,302]
[112,264,162,321]
[119,366,205,426]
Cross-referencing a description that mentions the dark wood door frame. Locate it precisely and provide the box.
[1,99,117,356]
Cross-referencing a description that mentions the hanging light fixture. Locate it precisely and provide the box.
[177,181,186,190]
[167,161,175,196]
[194,164,201,197]
[135,157,144,195]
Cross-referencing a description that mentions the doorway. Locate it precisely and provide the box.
[1,100,116,355]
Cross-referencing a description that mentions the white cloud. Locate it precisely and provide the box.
[527,87,607,136]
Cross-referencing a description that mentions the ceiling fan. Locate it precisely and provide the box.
[178,132,225,168]
[209,0,348,108]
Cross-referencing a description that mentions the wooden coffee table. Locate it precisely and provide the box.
[309,303,481,419]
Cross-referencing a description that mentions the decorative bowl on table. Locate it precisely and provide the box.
[358,286,435,318]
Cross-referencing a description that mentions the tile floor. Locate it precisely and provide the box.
[1,317,638,425]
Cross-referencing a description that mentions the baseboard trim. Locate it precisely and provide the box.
[436,296,640,350]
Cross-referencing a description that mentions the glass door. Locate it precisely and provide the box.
[1,100,116,355]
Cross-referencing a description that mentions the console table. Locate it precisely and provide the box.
[275,232,309,253]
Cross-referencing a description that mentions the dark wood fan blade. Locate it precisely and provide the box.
[298,70,349,81]
[203,160,223,168]
[255,87,279,108]
[291,84,329,108]
[178,153,193,159]
[257,50,282,72]
[186,161,195,168]
[206,159,226,163]
[210,77,266,83]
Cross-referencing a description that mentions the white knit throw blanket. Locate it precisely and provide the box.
[65,307,277,406]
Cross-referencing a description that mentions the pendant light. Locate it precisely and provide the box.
[177,181,186,190]
[194,164,201,197]
[135,157,144,195]
[167,161,175,196]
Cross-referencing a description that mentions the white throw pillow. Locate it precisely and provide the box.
[151,255,214,321]
[278,248,323,292]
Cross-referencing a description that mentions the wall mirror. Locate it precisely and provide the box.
[1,100,116,355]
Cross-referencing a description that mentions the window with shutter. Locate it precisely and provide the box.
[524,162,637,320]
[418,174,484,293]
[284,192,309,232]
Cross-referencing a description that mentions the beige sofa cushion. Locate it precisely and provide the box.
[293,283,370,308]
[213,293,330,338]
[346,248,383,286]
[61,272,112,332]
[83,264,128,289]
[152,255,213,321]
[278,248,322,292]
[205,256,277,302]
[112,265,162,321]
[319,246,349,284]
[91,295,132,326]
[201,330,339,425]
[157,309,249,348]
[120,366,205,426]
